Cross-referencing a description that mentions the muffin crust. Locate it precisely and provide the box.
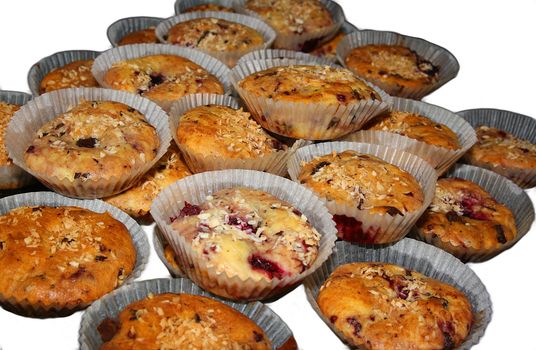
[40,59,99,94]
[118,28,158,46]
[0,102,21,165]
[184,4,235,13]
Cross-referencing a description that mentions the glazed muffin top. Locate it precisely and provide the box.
[171,187,320,281]
[183,4,235,13]
[0,206,136,308]
[239,65,381,105]
[24,100,159,183]
[177,104,286,159]
[99,293,271,350]
[317,262,473,350]
[40,59,99,94]
[309,30,345,60]
[118,28,158,46]
[298,150,424,216]
[167,18,264,52]
[245,0,333,36]
[365,110,461,150]
[0,102,21,166]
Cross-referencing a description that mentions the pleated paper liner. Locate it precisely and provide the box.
[234,0,345,51]
[153,225,185,277]
[230,58,391,140]
[106,16,163,47]
[27,49,101,96]
[79,278,297,350]
[5,88,171,199]
[287,141,437,244]
[412,164,534,262]
[91,43,232,112]
[151,169,337,301]
[156,11,277,67]
[175,0,239,14]
[0,90,34,190]
[0,192,149,317]
[343,97,477,175]
[458,108,536,188]
[304,240,492,350]
[337,30,460,99]
[169,93,308,176]
[237,48,334,66]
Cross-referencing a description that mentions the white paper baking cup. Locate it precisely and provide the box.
[337,30,460,99]
[92,43,232,111]
[237,48,334,66]
[106,16,163,47]
[151,169,337,301]
[344,97,477,175]
[27,50,101,97]
[230,58,391,140]
[5,87,172,199]
[153,226,186,277]
[0,191,149,317]
[288,141,437,244]
[175,0,239,14]
[458,108,536,189]
[156,11,277,67]
[304,239,492,350]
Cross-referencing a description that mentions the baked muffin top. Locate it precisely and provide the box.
[0,102,21,166]
[183,4,235,12]
[245,0,333,36]
[177,105,286,159]
[167,18,264,52]
[171,187,320,281]
[0,206,136,308]
[239,65,381,105]
[299,150,424,216]
[317,262,473,350]
[309,30,345,60]
[24,100,159,183]
[40,59,99,94]
[118,28,158,46]
[100,293,271,350]
[365,110,461,150]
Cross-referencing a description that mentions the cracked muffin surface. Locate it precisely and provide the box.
[40,59,99,94]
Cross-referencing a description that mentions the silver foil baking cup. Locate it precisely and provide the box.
[458,108,536,188]
[153,225,185,277]
[413,164,535,262]
[344,97,477,175]
[156,11,277,67]
[169,93,308,175]
[5,87,172,199]
[230,58,391,140]
[237,48,334,66]
[0,191,149,317]
[337,30,460,99]
[92,43,232,111]
[304,239,492,350]
[27,50,101,96]
[106,16,163,47]
[287,141,437,244]
[151,169,337,301]
[175,0,239,14]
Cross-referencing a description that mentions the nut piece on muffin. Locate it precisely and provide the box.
[317,262,473,350]
[184,4,235,13]
[40,60,99,94]
[0,102,21,166]
[118,28,158,46]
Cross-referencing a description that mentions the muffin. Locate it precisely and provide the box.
[0,102,21,167]
[99,293,271,349]
[317,262,473,350]
[0,205,136,314]
[184,4,235,12]
[39,59,99,93]
[163,235,184,275]
[309,30,345,60]
[118,28,158,46]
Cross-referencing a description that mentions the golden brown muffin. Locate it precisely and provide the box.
[117,28,158,46]
[0,206,136,311]
[0,102,21,166]
[416,178,517,252]
[104,145,191,219]
[162,237,183,274]
[24,100,159,184]
[184,4,235,12]
[99,293,271,349]
[317,263,473,350]
[309,30,345,60]
[39,59,99,94]
[171,188,320,282]
[345,45,439,95]
[365,110,461,150]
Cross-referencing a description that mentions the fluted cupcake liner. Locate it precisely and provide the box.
[27,50,101,96]
[412,164,535,262]
[458,108,536,188]
[237,48,334,66]
[169,93,308,175]
[156,11,277,67]
[92,43,232,111]
[175,0,239,14]
[343,97,477,175]
[5,88,172,199]
[151,169,337,301]
[304,240,492,350]
[106,16,163,47]
[0,191,149,317]
[230,58,391,140]
[287,141,437,244]
[153,226,185,277]
[337,30,459,99]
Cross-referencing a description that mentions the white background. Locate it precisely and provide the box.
[1,0,535,349]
